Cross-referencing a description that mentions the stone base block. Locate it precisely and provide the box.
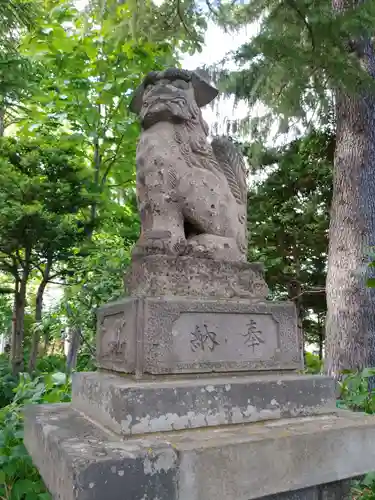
[125,255,269,299]
[72,372,336,436]
[24,404,375,500]
[97,296,300,375]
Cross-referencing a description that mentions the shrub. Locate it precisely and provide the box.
[0,355,17,409]
[337,368,375,414]
[304,352,323,374]
[35,353,95,375]
[0,371,71,499]
[75,352,96,372]
[35,355,66,374]
[351,473,375,499]
[337,369,375,499]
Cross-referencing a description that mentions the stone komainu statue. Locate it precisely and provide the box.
[130,68,248,262]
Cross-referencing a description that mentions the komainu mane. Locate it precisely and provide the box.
[130,68,248,262]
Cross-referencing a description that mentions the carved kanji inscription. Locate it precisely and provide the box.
[190,324,220,352]
[242,319,265,352]
[101,314,127,358]
[171,312,279,366]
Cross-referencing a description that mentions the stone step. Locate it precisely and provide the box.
[24,403,375,500]
[71,372,336,436]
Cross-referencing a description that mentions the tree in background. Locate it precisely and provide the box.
[88,0,206,54]
[0,135,94,374]
[325,0,375,377]
[0,0,41,136]
[18,0,194,235]
[0,0,36,49]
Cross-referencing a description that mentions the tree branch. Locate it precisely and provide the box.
[100,134,126,188]
[79,330,96,358]
[284,0,315,50]
[291,287,326,300]
[205,0,219,17]
[176,0,195,38]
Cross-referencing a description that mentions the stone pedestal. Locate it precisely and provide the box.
[24,256,375,499]
[96,296,300,375]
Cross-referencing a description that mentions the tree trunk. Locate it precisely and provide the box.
[325,5,375,377]
[11,269,29,375]
[66,327,81,375]
[28,259,52,373]
[87,121,101,239]
[317,313,324,361]
[0,108,5,137]
[10,279,19,369]
[288,279,305,368]
[318,326,324,361]
[43,333,49,354]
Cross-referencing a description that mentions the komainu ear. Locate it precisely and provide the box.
[191,69,218,108]
[129,71,160,115]
[129,81,146,115]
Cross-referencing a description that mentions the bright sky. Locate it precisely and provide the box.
[181,20,291,145]
[181,23,253,134]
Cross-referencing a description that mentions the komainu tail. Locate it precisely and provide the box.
[211,136,247,205]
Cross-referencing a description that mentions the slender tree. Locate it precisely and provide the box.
[325,0,375,377]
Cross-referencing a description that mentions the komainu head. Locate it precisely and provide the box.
[129,68,218,129]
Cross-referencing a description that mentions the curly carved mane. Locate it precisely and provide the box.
[172,100,220,177]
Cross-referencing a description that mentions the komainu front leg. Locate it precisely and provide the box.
[133,228,187,257]
[133,196,186,257]
[133,166,187,257]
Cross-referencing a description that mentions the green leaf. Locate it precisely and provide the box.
[38,493,52,500]
[9,444,28,458]
[14,430,24,440]
[336,400,348,409]
[11,478,38,499]
[362,472,375,487]
[51,372,67,386]
[362,368,375,378]
[351,394,368,405]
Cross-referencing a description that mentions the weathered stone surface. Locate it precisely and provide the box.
[131,67,248,262]
[24,403,375,500]
[96,296,301,375]
[126,255,269,299]
[72,372,336,436]
[24,404,179,500]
